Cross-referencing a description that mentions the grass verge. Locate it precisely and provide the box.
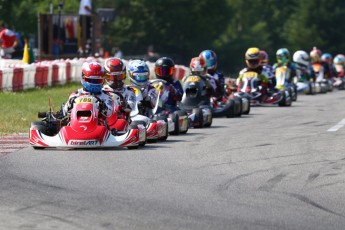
[0,83,80,136]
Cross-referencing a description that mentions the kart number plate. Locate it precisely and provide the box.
[76,97,94,104]
[243,72,258,79]
[186,76,200,83]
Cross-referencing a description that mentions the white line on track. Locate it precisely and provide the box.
[328,119,345,132]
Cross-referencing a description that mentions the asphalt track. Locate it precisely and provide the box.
[1,91,345,230]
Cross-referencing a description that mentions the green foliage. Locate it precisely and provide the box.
[2,0,345,74]
[0,83,79,135]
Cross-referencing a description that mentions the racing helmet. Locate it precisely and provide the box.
[80,61,105,93]
[276,48,290,65]
[321,53,333,65]
[199,49,217,74]
[155,57,175,83]
[190,57,207,75]
[245,47,261,68]
[259,50,269,65]
[127,59,150,87]
[334,54,345,65]
[104,57,126,90]
[310,47,322,63]
[293,50,310,70]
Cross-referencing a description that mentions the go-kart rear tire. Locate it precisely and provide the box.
[226,100,235,118]
[292,85,298,101]
[169,113,180,135]
[204,114,212,127]
[192,108,204,128]
[234,97,242,117]
[243,102,250,115]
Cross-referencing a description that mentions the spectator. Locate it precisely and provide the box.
[112,46,123,58]
[78,0,93,56]
[144,45,160,62]
[0,22,18,59]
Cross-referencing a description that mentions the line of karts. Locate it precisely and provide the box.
[29,59,342,150]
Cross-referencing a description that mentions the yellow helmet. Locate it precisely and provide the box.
[245,47,261,68]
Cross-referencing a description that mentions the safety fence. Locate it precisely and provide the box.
[0,58,190,92]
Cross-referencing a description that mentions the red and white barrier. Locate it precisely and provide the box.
[0,58,188,92]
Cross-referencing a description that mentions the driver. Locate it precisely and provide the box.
[184,56,215,97]
[127,59,158,116]
[103,57,136,121]
[63,61,113,119]
[237,47,269,95]
[154,57,183,113]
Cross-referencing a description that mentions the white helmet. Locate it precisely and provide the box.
[293,50,310,67]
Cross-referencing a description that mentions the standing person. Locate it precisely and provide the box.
[0,22,18,59]
[78,0,93,56]
[145,45,160,62]
[112,46,123,59]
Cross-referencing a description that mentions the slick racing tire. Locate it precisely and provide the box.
[169,113,180,135]
[192,108,204,128]
[292,85,298,101]
[204,113,212,127]
[226,99,235,118]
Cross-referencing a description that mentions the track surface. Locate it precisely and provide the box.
[1,91,345,230]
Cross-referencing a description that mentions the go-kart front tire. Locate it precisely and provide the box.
[169,113,180,135]
[192,108,204,128]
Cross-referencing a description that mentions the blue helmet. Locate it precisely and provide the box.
[127,59,150,87]
[199,50,217,73]
[321,53,333,64]
[80,61,105,93]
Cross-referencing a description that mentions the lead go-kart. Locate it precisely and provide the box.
[150,79,189,135]
[235,71,292,106]
[130,85,169,142]
[30,95,146,149]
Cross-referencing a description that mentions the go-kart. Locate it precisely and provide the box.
[151,79,189,135]
[312,63,331,93]
[234,71,290,106]
[333,64,345,90]
[225,79,251,115]
[130,86,168,142]
[275,66,297,101]
[30,95,146,150]
[295,68,316,94]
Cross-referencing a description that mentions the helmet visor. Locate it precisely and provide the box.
[84,75,104,84]
[155,66,174,77]
[131,72,148,82]
[248,59,260,66]
[105,72,126,82]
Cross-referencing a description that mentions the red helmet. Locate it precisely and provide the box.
[259,50,269,65]
[310,47,322,63]
[190,57,207,75]
[104,57,127,90]
[80,61,105,93]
